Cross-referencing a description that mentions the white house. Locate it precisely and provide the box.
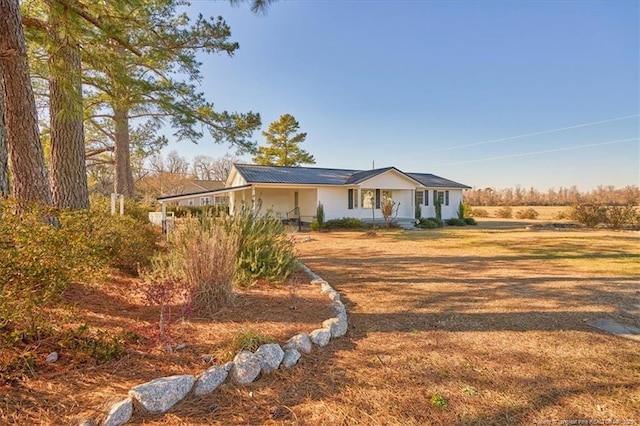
[157,164,470,226]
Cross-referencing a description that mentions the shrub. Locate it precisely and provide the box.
[457,201,471,220]
[553,208,572,220]
[515,208,539,220]
[426,217,444,227]
[464,217,477,226]
[316,202,325,229]
[166,204,229,218]
[0,200,96,333]
[230,210,297,287]
[435,197,442,221]
[495,206,513,218]
[417,219,438,229]
[89,193,154,223]
[471,208,489,218]
[571,204,605,228]
[603,204,638,230]
[323,217,368,230]
[445,218,466,226]
[310,219,321,231]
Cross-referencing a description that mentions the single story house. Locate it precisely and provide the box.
[157,164,470,225]
[168,179,227,206]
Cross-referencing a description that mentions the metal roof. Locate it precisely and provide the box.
[407,173,471,189]
[234,164,359,185]
[234,164,469,188]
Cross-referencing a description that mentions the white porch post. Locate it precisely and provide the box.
[161,202,167,234]
[251,186,256,213]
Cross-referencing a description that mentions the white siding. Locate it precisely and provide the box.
[360,170,418,190]
[317,187,357,220]
[418,189,464,219]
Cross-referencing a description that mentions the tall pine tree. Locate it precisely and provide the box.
[253,114,315,167]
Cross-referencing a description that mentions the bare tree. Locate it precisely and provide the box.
[192,153,237,181]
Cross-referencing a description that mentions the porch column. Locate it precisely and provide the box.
[251,186,256,213]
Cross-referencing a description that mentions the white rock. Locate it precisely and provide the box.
[194,366,228,396]
[255,343,284,374]
[323,316,348,338]
[282,348,301,368]
[309,328,331,347]
[46,351,58,363]
[231,351,261,385]
[103,397,133,426]
[175,343,186,351]
[284,333,312,354]
[129,375,195,413]
[327,290,341,302]
[319,282,334,294]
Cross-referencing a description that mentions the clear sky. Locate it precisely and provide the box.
[160,0,640,191]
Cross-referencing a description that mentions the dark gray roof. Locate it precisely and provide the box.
[407,173,471,189]
[234,164,359,185]
[233,164,469,188]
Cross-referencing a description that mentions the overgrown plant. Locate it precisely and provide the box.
[170,216,239,314]
[316,202,325,228]
[381,197,400,227]
[435,197,442,221]
[230,208,297,287]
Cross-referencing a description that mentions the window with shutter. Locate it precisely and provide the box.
[348,189,354,209]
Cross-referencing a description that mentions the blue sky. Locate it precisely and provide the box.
[161,0,639,190]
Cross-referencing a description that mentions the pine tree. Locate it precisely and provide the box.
[253,114,315,167]
[0,0,52,206]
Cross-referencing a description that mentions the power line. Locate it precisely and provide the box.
[433,138,639,167]
[432,114,640,152]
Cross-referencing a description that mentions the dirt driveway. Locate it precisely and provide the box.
[293,228,640,425]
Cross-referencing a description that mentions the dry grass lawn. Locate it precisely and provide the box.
[291,225,639,425]
[2,223,638,425]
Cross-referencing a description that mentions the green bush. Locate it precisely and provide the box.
[515,208,539,220]
[316,202,325,229]
[445,218,466,226]
[457,201,471,220]
[230,209,297,287]
[89,193,154,223]
[471,208,489,218]
[323,217,368,230]
[495,206,513,218]
[310,219,321,231]
[417,219,438,229]
[426,217,444,227]
[464,217,477,225]
[0,200,96,333]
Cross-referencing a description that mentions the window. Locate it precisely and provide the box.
[382,190,392,201]
[361,189,375,209]
[200,197,211,205]
[415,190,424,206]
[214,196,229,205]
[188,199,194,206]
[434,191,450,206]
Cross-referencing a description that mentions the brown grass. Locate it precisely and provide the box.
[2,226,639,425]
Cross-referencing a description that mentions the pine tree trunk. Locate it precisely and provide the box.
[0,66,9,197]
[0,0,52,205]
[114,106,134,197]
[48,6,89,209]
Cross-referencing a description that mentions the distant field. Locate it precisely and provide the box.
[472,205,571,220]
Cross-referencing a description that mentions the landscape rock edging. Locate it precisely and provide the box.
[95,262,346,426]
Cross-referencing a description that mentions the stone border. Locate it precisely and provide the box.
[90,262,346,426]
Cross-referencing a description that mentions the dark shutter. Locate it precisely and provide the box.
[445,190,450,206]
[375,189,381,209]
[433,190,437,205]
[348,189,353,209]
[424,190,428,206]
